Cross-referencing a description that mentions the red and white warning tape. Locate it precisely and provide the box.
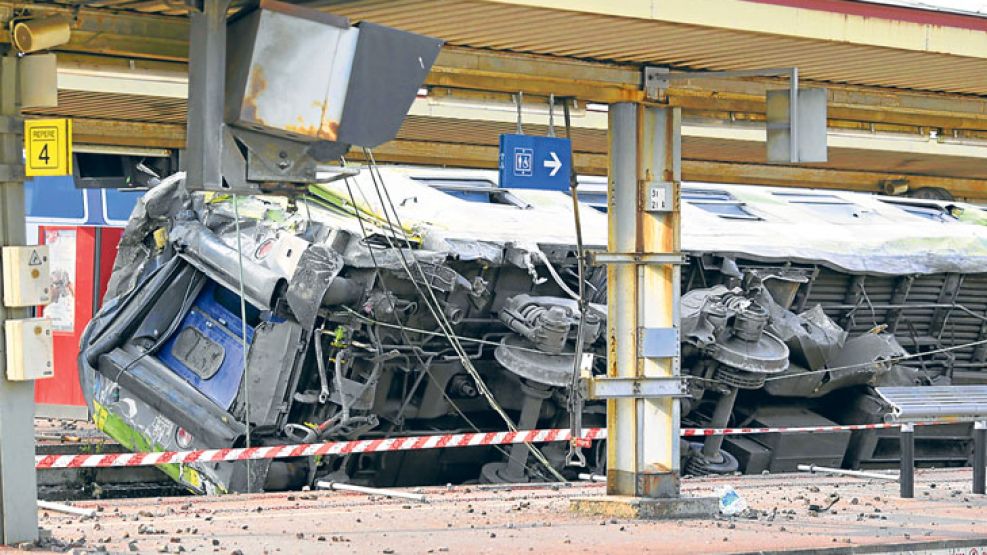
[34,421,949,469]
[34,428,604,469]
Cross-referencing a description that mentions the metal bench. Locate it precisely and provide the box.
[877,385,987,498]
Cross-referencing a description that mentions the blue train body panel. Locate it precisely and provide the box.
[157,283,256,410]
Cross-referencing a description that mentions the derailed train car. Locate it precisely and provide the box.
[78,166,987,493]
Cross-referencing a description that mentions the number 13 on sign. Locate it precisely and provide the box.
[24,119,72,177]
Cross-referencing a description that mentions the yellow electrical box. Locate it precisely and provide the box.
[23,118,72,177]
[5,318,54,381]
[2,245,50,307]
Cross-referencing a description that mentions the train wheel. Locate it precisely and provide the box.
[684,441,740,475]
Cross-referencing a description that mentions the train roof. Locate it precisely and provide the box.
[341,166,987,276]
[676,182,987,275]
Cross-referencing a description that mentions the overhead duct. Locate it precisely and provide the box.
[224,3,442,146]
[185,0,443,194]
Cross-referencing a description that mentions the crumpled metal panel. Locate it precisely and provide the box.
[286,245,344,330]
[170,219,286,310]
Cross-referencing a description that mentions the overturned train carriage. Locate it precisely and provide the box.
[78,167,987,493]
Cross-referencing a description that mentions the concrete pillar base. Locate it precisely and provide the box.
[570,495,718,520]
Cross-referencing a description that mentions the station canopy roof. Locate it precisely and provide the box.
[10,0,987,199]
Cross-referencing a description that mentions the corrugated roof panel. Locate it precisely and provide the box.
[38,0,246,15]
[27,90,186,123]
[331,0,987,95]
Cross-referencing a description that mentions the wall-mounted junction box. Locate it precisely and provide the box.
[5,318,54,380]
[2,245,51,307]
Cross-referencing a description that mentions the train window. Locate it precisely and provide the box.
[25,176,87,221]
[413,177,529,208]
[682,189,761,220]
[413,177,496,190]
[771,192,843,202]
[102,189,143,225]
[566,190,607,212]
[878,199,959,223]
[682,189,735,202]
[772,191,877,222]
[571,178,607,212]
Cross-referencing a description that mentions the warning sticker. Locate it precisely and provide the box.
[28,250,42,266]
[24,119,72,177]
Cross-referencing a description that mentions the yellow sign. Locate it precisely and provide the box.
[24,118,72,177]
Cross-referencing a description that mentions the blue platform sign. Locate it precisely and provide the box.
[498,134,572,191]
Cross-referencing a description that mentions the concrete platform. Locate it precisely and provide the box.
[27,467,987,554]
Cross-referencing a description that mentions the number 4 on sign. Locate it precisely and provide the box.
[23,118,72,177]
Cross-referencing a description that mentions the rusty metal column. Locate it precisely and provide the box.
[571,102,714,519]
[606,102,681,497]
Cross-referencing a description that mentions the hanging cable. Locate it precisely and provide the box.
[547,94,556,138]
[514,91,524,135]
[341,306,583,356]
[362,149,566,482]
[533,250,580,301]
[360,154,506,408]
[763,335,987,382]
[335,157,559,480]
[232,194,253,493]
[334,160,549,479]
[563,98,589,467]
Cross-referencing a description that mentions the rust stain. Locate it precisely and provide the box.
[280,114,339,141]
[319,120,340,142]
[273,103,339,141]
[242,65,268,124]
[280,122,339,142]
[644,463,673,473]
[283,122,319,137]
[278,121,338,141]
[317,97,340,141]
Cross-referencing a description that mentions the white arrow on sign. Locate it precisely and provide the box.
[543,151,562,177]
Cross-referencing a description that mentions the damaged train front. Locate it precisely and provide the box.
[78,172,609,494]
